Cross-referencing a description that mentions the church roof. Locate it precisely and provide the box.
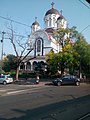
[45,8,60,16]
[32,17,40,26]
[32,21,40,26]
[45,28,54,33]
[57,15,65,20]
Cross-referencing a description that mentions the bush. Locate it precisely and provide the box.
[18,72,36,79]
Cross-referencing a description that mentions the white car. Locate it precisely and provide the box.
[0,75,13,85]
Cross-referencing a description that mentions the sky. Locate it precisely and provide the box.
[0,0,90,58]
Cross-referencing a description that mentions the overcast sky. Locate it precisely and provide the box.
[0,0,90,58]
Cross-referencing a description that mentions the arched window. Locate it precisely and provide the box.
[26,62,31,70]
[33,61,38,71]
[20,62,25,70]
[37,39,41,52]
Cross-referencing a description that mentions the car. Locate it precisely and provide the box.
[52,75,80,86]
[0,74,13,85]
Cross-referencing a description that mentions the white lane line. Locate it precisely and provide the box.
[78,113,90,120]
[7,89,28,94]
[0,89,15,91]
[0,90,6,92]
[4,86,43,95]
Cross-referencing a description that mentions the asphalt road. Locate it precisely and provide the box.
[0,82,90,120]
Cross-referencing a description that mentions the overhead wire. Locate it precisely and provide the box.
[0,31,28,39]
[80,25,90,33]
[78,0,90,10]
[0,15,31,28]
[78,0,90,34]
[0,15,30,38]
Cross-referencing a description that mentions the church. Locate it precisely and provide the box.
[20,2,68,72]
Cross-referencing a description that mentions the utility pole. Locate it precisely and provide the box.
[1,31,6,60]
[0,31,6,74]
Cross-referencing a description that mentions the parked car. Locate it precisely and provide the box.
[52,75,80,86]
[0,75,13,85]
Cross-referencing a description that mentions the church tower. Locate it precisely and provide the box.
[57,11,67,29]
[44,2,60,29]
[31,17,41,33]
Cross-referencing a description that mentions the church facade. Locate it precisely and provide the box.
[20,3,68,72]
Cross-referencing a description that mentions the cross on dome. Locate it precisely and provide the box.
[35,17,37,22]
[51,2,55,8]
[60,10,63,15]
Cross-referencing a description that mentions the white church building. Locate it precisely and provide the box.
[20,3,68,72]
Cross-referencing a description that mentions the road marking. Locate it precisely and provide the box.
[0,89,15,91]
[78,113,90,120]
[1,86,44,96]
[0,90,6,92]
[7,89,28,94]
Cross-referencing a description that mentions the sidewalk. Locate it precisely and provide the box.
[13,79,51,86]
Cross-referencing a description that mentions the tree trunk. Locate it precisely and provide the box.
[61,62,65,77]
[16,66,19,81]
[61,67,64,77]
[61,62,64,77]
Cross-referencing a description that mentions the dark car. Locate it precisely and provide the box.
[52,75,80,86]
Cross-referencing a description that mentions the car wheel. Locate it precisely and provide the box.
[76,81,80,86]
[3,81,7,85]
[57,82,61,86]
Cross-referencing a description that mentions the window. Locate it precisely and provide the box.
[1,76,5,78]
[53,17,55,26]
[49,18,52,27]
[7,76,11,78]
[37,39,41,52]
[63,76,70,79]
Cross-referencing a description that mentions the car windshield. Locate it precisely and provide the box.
[71,75,75,78]
[1,76,5,78]
[7,76,11,78]
[63,75,75,79]
[1,75,11,78]
[63,76,70,79]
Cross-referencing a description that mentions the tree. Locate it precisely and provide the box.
[46,27,85,76]
[73,37,90,78]
[53,28,70,48]
[46,50,57,75]
[46,41,76,76]
[54,27,79,75]
[2,54,17,72]
[6,23,33,80]
[85,44,90,78]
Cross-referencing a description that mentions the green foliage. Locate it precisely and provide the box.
[46,26,90,78]
[46,50,57,74]
[2,54,18,72]
[73,39,90,77]
[46,44,75,75]
[18,72,36,79]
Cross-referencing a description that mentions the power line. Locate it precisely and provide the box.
[0,30,28,38]
[0,15,31,28]
[80,24,90,33]
[78,0,90,34]
[78,0,90,10]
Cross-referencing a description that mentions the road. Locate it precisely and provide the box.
[0,82,90,120]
